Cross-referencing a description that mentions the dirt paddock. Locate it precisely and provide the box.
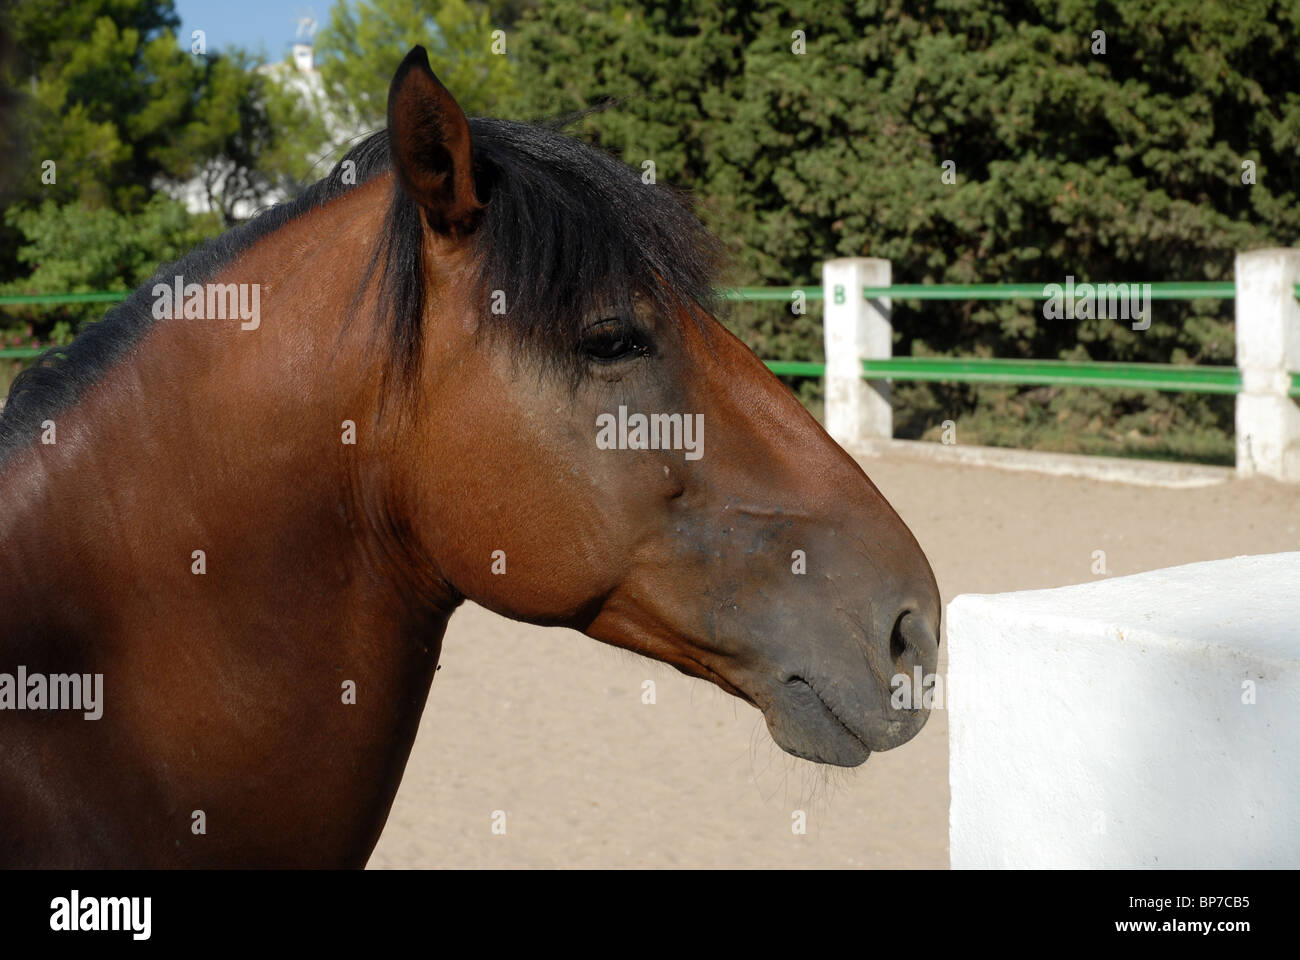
[369,452,1300,868]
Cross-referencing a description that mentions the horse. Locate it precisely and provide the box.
[0,47,940,867]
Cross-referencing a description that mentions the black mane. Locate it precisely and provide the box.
[0,117,721,460]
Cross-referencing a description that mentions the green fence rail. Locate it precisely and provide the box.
[717,286,824,301]
[0,291,130,306]
[759,358,1298,394]
[763,361,827,377]
[859,281,1241,300]
[714,280,1255,302]
[860,357,1245,394]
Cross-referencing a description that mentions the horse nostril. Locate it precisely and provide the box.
[890,609,939,666]
[889,612,910,661]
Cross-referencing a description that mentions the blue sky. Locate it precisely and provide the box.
[174,0,327,62]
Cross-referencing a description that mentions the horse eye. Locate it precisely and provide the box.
[581,320,650,362]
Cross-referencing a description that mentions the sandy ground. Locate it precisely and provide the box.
[369,453,1300,868]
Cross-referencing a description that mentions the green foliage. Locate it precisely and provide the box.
[505,0,1300,461]
[1,196,222,334]
[11,1,267,214]
[0,0,329,352]
[315,0,517,128]
[2,0,335,217]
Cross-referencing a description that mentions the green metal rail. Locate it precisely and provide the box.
[763,361,827,377]
[0,291,130,305]
[861,357,1244,394]
[716,287,824,301]
[760,358,1261,394]
[719,281,1255,301]
[860,281,1241,300]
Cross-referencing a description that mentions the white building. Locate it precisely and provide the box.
[166,42,364,221]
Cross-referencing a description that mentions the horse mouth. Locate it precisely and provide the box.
[764,675,877,767]
[791,676,874,742]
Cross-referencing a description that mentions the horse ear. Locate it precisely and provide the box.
[386,45,483,233]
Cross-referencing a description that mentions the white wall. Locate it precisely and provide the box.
[948,552,1300,868]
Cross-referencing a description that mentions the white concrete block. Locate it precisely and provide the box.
[1237,394,1300,479]
[823,258,891,446]
[1235,249,1300,480]
[1235,249,1300,373]
[948,552,1300,869]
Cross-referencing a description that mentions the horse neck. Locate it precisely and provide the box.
[0,175,471,865]
[0,172,454,658]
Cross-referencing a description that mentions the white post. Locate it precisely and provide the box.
[1235,249,1300,481]
[822,258,892,448]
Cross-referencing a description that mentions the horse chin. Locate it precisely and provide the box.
[769,725,873,768]
[762,675,923,768]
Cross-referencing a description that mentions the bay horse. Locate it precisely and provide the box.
[0,47,940,867]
